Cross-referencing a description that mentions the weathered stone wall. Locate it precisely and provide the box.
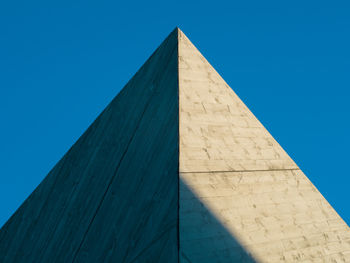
[0,29,179,263]
[178,29,350,262]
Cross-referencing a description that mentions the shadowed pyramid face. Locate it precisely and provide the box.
[1,28,349,263]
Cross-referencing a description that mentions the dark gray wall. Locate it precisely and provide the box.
[0,29,179,263]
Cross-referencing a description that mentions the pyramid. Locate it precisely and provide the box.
[1,28,349,262]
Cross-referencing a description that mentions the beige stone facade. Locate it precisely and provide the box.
[178,29,350,262]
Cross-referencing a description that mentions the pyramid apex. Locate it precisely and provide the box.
[173,26,181,32]
[170,26,186,38]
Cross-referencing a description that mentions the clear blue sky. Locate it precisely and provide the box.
[1,1,349,228]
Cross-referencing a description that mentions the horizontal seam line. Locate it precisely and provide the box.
[180,168,300,174]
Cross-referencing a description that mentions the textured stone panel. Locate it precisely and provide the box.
[180,170,350,262]
[0,28,179,263]
[178,29,350,263]
[178,30,297,173]
[72,29,179,263]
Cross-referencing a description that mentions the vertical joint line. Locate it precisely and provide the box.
[176,28,180,263]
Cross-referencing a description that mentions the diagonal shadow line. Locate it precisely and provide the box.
[179,178,260,263]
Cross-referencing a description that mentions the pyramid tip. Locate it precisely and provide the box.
[173,26,183,34]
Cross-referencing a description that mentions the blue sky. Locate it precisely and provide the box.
[0,1,349,227]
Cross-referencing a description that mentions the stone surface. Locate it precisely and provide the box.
[178,29,350,262]
[178,30,297,173]
[0,29,179,263]
[0,28,349,263]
